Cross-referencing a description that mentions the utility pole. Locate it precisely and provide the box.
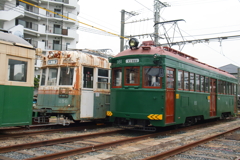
[120,10,139,52]
[120,10,125,52]
[154,0,169,46]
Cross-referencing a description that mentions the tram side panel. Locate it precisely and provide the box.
[0,39,36,127]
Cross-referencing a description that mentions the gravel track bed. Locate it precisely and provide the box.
[75,119,240,160]
[0,119,239,160]
[0,127,117,147]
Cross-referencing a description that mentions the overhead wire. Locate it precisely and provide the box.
[2,1,122,37]
[18,0,129,40]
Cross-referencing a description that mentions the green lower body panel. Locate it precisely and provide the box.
[0,85,33,127]
[36,94,80,120]
[93,93,110,119]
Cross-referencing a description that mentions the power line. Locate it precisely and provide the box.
[18,0,129,40]
[1,2,120,37]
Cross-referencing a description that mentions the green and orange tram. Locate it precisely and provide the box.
[107,38,237,131]
[0,31,39,127]
[34,50,111,124]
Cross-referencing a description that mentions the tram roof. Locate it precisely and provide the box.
[115,42,236,79]
[0,32,33,48]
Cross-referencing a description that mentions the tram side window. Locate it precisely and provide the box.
[167,69,174,88]
[59,67,74,85]
[41,68,46,86]
[83,67,93,88]
[97,69,109,89]
[196,74,200,92]
[47,68,58,86]
[190,73,194,91]
[8,59,27,82]
[205,77,209,93]
[143,67,163,88]
[218,80,223,94]
[234,84,237,95]
[178,70,183,90]
[200,76,205,92]
[184,71,189,90]
[222,81,226,94]
[229,83,232,95]
[124,67,140,85]
[112,68,122,88]
[226,82,229,94]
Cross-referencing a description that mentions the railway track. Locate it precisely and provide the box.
[0,118,239,159]
[0,122,111,139]
[144,125,240,160]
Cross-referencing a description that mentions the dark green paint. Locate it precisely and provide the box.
[0,85,33,127]
[110,54,237,127]
[93,93,110,119]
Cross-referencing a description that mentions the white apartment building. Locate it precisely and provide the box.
[0,0,79,76]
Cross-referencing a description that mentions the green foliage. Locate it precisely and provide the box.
[34,75,40,88]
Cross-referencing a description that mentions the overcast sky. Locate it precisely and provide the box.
[77,0,240,68]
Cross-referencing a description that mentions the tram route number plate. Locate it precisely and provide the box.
[47,59,58,65]
[126,59,139,63]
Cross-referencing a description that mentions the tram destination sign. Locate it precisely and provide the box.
[47,59,58,65]
[126,59,139,63]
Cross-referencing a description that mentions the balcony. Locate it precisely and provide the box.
[25,39,45,49]
[41,0,78,8]
[19,2,39,14]
[46,42,74,51]
[17,19,38,31]
[0,6,24,21]
[46,26,76,39]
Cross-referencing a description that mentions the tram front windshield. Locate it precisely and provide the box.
[40,67,74,86]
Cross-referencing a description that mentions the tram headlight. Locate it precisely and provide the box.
[129,38,139,50]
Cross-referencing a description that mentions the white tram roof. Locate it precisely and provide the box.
[0,32,33,49]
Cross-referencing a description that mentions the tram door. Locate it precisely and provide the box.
[165,68,175,124]
[210,78,216,117]
[80,67,94,118]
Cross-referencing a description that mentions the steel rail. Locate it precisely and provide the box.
[0,123,111,139]
[23,121,225,160]
[143,126,240,160]
[25,131,166,160]
[0,129,124,153]
[0,119,235,159]
[0,124,65,133]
